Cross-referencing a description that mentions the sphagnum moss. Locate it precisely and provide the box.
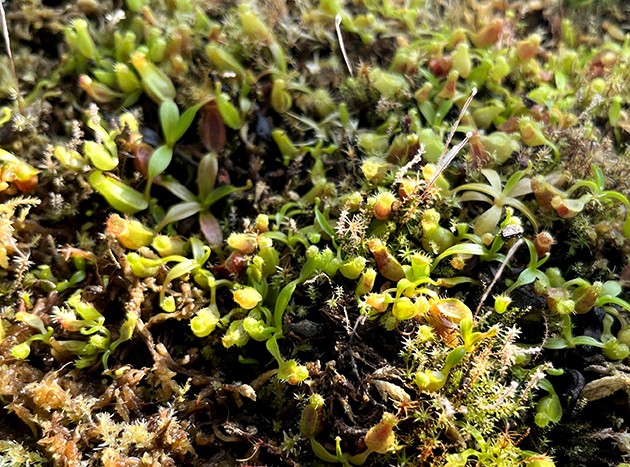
[0,0,628,465]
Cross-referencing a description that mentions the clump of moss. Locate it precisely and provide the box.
[0,0,628,465]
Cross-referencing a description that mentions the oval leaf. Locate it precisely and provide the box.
[148,145,173,183]
[199,211,222,247]
[198,153,218,201]
[160,100,180,145]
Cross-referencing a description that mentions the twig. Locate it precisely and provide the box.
[400,87,477,227]
[476,238,524,317]
[335,14,353,76]
[422,87,477,204]
[0,0,23,113]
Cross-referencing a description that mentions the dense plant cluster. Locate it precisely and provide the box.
[0,0,628,465]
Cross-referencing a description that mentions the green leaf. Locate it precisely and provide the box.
[528,85,555,106]
[591,164,606,191]
[457,191,493,204]
[171,101,206,144]
[468,62,490,86]
[156,201,203,231]
[503,169,530,196]
[601,280,622,298]
[274,280,298,330]
[189,237,208,263]
[515,268,538,287]
[435,276,480,287]
[314,203,335,240]
[263,231,289,244]
[453,182,500,199]
[309,438,342,464]
[164,259,198,284]
[156,176,197,202]
[15,311,48,334]
[265,335,283,364]
[545,368,564,377]
[460,318,473,347]
[504,198,539,231]
[88,170,148,214]
[481,168,503,192]
[202,180,252,208]
[444,346,466,370]
[543,337,569,349]
[432,243,485,270]
[473,204,503,236]
[160,100,180,146]
[554,71,568,91]
[572,336,604,347]
[147,144,173,186]
[419,101,435,126]
[198,153,218,201]
[434,100,453,126]
[159,259,198,310]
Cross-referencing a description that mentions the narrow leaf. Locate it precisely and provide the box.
[572,336,604,347]
[202,180,252,208]
[163,259,198,285]
[543,337,568,349]
[314,203,335,239]
[419,101,435,125]
[274,280,298,330]
[432,243,485,270]
[434,99,453,126]
[265,335,283,365]
[156,201,203,231]
[171,101,207,144]
[198,153,218,201]
[160,100,180,146]
[155,176,197,202]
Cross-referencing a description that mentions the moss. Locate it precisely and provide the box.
[0,0,628,465]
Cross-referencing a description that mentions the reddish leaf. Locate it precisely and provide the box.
[199,101,226,152]
[199,211,222,247]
